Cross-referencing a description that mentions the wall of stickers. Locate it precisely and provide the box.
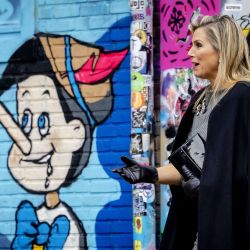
[130,0,156,249]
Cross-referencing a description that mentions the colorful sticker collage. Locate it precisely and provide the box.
[130,0,156,249]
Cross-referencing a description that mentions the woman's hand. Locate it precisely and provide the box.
[112,156,158,184]
[181,165,200,198]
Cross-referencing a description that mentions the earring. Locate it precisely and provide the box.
[219,58,221,63]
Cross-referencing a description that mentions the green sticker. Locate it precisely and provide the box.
[131,72,144,92]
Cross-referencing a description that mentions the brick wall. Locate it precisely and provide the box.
[0,0,132,249]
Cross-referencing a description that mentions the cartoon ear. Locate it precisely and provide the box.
[67,119,85,152]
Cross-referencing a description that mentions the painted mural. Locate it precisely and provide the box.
[0,33,127,249]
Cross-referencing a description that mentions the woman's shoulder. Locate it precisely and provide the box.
[235,81,250,89]
[214,81,250,112]
[226,81,250,99]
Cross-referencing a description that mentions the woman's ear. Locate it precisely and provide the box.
[67,119,85,152]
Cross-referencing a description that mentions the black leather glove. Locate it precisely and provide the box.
[112,156,158,184]
[181,165,200,198]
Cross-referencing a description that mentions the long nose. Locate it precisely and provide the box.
[0,102,31,155]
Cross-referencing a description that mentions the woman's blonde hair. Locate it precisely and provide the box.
[190,15,250,95]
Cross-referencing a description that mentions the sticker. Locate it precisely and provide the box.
[131,72,144,92]
[130,0,145,11]
[132,111,147,128]
[132,12,145,21]
[132,92,145,109]
[132,155,150,166]
[133,183,155,203]
[134,29,147,45]
[131,51,147,72]
[134,240,142,250]
[133,192,147,216]
[143,75,152,86]
[224,4,242,11]
[142,183,155,202]
[142,133,150,152]
[131,36,142,53]
[140,86,149,104]
[131,21,152,33]
[131,133,143,154]
[131,86,148,110]
[134,216,142,233]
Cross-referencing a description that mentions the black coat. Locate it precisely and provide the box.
[159,82,250,250]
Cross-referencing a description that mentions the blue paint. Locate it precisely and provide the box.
[96,15,132,249]
[0,0,34,65]
[0,2,132,249]
[64,36,95,126]
[0,234,11,249]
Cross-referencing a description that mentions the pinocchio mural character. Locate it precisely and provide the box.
[0,33,128,249]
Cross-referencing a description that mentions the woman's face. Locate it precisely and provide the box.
[188,27,219,83]
[8,75,85,193]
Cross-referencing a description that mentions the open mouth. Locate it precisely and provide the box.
[21,151,54,164]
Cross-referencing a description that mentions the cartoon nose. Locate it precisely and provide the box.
[0,102,31,155]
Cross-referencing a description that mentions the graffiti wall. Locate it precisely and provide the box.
[221,0,250,40]
[0,1,131,249]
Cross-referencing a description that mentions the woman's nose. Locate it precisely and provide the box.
[187,46,193,57]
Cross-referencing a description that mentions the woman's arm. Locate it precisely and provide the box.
[156,163,182,185]
[113,156,182,185]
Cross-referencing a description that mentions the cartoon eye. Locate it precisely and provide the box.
[21,109,33,135]
[38,112,50,137]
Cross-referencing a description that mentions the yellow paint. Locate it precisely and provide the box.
[134,240,142,250]
[33,244,44,250]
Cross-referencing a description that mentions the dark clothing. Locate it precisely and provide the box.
[159,82,250,250]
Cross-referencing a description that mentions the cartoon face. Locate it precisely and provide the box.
[8,75,85,193]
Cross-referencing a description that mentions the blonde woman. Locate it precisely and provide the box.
[114,15,250,250]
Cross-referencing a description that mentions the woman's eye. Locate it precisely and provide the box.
[38,112,50,137]
[195,42,202,48]
[21,109,32,135]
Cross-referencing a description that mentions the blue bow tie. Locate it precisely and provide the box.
[12,200,70,250]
